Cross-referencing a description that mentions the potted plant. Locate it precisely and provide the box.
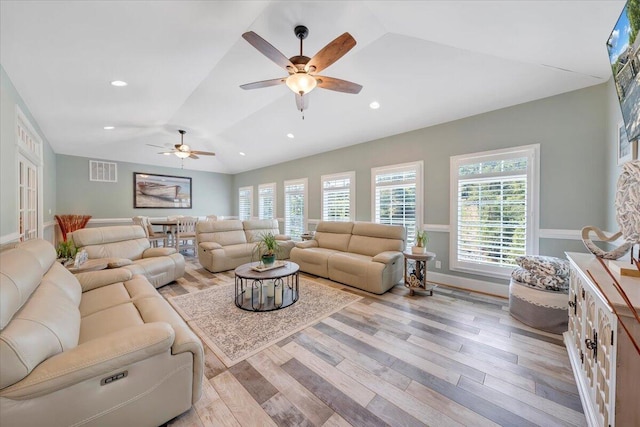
[254,232,280,267]
[56,240,77,265]
[412,229,428,254]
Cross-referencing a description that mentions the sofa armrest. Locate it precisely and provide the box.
[1,322,174,399]
[275,234,291,241]
[372,251,403,265]
[75,268,133,292]
[199,241,222,250]
[295,240,318,249]
[143,247,177,258]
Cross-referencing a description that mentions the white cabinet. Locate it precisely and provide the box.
[565,253,640,427]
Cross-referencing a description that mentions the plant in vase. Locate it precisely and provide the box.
[254,232,280,267]
[412,229,428,254]
[56,241,77,265]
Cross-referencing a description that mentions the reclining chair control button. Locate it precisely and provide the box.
[100,370,128,386]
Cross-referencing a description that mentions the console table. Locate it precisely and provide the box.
[564,252,640,427]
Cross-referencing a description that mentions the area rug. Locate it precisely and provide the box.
[168,279,362,367]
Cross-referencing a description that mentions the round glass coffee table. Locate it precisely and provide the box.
[234,261,300,312]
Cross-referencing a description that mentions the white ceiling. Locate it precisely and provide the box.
[0,1,625,174]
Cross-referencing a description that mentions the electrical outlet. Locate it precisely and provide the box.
[435,260,441,269]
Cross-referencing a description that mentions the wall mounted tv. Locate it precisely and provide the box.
[607,0,640,143]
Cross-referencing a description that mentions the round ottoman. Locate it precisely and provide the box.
[509,278,569,334]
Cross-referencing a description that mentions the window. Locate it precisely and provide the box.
[284,178,307,240]
[258,183,276,220]
[321,171,355,222]
[16,107,43,241]
[90,160,117,182]
[372,162,423,246]
[450,145,539,278]
[238,186,253,221]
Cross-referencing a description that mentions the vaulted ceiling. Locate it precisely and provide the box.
[0,1,625,173]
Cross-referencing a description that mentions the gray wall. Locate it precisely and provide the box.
[233,83,612,284]
[0,65,56,239]
[56,154,233,219]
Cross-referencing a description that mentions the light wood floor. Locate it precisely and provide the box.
[158,257,585,427]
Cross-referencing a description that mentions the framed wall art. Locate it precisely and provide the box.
[617,121,636,165]
[133,172,192,208]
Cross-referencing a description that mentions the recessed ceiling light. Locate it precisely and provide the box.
[110,80,128,87]
[369,101,380,110]
[287,133,295,139]
[239,152,246,156]
[103,126,115,130]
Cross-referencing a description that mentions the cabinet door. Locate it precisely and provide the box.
[568,269,584,356]
[583,289,597,394]
[595,299,616,427]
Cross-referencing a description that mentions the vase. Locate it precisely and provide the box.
[411,246,426,254]
[261,254,276,266]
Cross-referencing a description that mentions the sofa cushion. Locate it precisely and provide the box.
[243,219,280,243]
[222,243,255,260]
[0,240,82,389]
[290,247,341,278]
[314,221,354,252]
[348,222,405,257]
[71,226,151,261]
[79,302,145,343]
[197,220,247,246]
[0,239,57,329]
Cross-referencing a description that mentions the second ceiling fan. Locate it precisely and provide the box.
[240,25,362,114]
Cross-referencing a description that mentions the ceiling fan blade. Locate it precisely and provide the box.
[242,31,296,72]
[189,154,199,159]
[316,76,362,94]
[305,32,356,74]
[240,78,286,90]
[191,150,216,156]
[158,151,174,155]
[295,93,309,111]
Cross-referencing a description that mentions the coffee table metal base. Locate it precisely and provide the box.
[234,262,300,312]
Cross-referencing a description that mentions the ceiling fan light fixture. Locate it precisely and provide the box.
[174,151,190,159]
[286,72,317,95]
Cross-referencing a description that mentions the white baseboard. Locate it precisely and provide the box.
[427,271,509,298]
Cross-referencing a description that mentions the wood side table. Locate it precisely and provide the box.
[403,251,436,296]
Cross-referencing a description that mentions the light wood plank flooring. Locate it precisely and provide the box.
[159,257,584,427]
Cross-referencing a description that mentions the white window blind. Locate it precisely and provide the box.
[450,145,539,278]
[321,172,355,222]
[284,178,307,240]
[258,183,276,220]
[372,162,422,246]
[238,186,253,221]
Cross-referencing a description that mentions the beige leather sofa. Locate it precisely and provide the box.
[0,239,203,427]
[70,225,185,288]
[290,221,406,294]
[196,219,295,273]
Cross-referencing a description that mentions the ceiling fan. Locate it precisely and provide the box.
[240,25,362,114]
[148,129,215,160]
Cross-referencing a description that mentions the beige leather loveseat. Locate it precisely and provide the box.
[196,219,295,272]
[0,239,203,427]
[290,221,406,294]
[70,225,185,288]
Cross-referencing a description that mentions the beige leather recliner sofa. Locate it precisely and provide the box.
[70,225,185,288]
[290,221,406,294]
[0,239,203,427]
[196,219,295,273]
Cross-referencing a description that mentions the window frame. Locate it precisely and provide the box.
[258,182,276,220]
[449,144,540,279]
[371,161,423,246]
[321,171,355,222]
[284,178,308,241]
[238,185,253,221]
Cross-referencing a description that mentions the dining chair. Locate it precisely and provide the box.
[175,216,198,254]
[132,216,169,248]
